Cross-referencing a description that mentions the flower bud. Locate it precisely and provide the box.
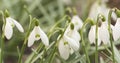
[33,18,39,26]
[100,14,106,22]
[70,23,74,30]
[4,10,10,17]
[115,8,120,17]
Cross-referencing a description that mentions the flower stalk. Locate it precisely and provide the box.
[95,14,100,63]
[18,15,33,63]
[80,18,93,63]
[0,11,5,63]
[108,9,116,63]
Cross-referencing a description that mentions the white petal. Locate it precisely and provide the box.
[64,35,79,51]
[64,25,70,35]
[70,48,74,54]
[34,26,41,40]
[113,18,120,41]
[88,25,101,46]
[111,24,114,30]
[64,25,80,45]
[58,39,69,60]
[99,22,110,44]
[6,17,14,25]
[70,30,80,45]
[112,12,117,21]
[28,29,36,47]
[38,26,49,46]
[88,25,96,44]
[71,15,83,30]
[89,2,99,20]
[97,30,101,46]
[5,21,13,39]
[10,17,24,32]
[89,1,109,21]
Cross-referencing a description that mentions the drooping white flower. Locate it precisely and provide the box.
[71,15,83,30]
[28,26,49,47]
[99,22,110,44]
[112,18,120,41]
[88,22,110,45]
[88,25,101,46]
[64,25,81,43]
[89,1,109,21]
[4,17,24,39]
[58,38,70,60]
[58,24,80,60]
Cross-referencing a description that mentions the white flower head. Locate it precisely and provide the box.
[71,15,83,30]
[58,38,70,60]
[88,22,110,46]
[28,26,49,47]
[112,18,120,41]
[58,24,80,60]
[89,1,109,21]
[88,25,101,46]
[99,22,110,44]
[5,17,24,39]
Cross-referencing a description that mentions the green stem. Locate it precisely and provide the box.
[18,15,33,63]
[29,43,43,63]
[18,39,28,63]
[0,28,4,63]
[48,46,57,63]
[80,18,92,63]
[48,15,67,38]
[108,9,115,63]
[48,19,70,63]
[95,14,100,63]
[0,11,5,63]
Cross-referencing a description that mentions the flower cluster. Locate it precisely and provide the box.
[2,1,120,61]
[88,1,120,46]
[58,15,83,60]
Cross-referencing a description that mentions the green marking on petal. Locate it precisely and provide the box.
[64,42,68,45]
[11,23,15,28]
[35,34,40,38]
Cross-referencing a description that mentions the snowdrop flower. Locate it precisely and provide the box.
[28,25,49,47]
[88,22,110,46]
[99,22,110,44]
[71,15,83,30]
[88,25,101,46]
[4,17,24,39]
[58,24,80,60]
[112,18,120,41]
[89,1,109,21]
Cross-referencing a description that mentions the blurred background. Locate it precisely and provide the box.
[0,0,120,63]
